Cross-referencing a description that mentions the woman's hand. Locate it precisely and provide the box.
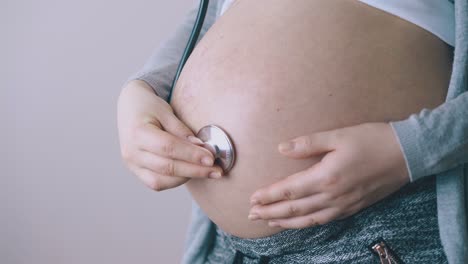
[248,122,410,228]
[117,80,224,191]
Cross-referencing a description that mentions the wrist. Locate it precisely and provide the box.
[386,122,411,185]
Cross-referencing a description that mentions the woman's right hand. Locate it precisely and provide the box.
[117,80,224,191]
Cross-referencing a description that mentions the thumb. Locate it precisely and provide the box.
[159,111,203,145]
[278,130,336,158]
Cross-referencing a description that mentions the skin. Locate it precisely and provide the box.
[117,80,224,191]
[248,122,411,229]
[171,0,452,238]
[118,0,453,238]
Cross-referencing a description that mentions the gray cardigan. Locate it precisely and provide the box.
[125,1,468,263]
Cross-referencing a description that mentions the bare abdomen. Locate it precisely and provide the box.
[169,0,452,238]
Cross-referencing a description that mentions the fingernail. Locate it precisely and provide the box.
[209,171,222,179]
[188,135,204,145]
[279,141,295,152]
[268,221,280,227]
[201,156,214,166]
[248,213,259,221]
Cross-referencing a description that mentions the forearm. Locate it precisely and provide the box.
[124,1,222,102]
[390,90,468,183]
[389,0,468,183]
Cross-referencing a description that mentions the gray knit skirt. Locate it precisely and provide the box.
[205,175,448,263]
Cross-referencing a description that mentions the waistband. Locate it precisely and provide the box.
[216,216,350,257]
[215,174,436,258]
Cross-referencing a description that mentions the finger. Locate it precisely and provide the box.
[138,150,224,179]
[278,130,337,159]
[250,163,322,206]
[159,115,206,147]
[136,123,216,166]
[248,193,328,220]
[158,110,197,141]
[268,207,341,229]
[132,165,189,192]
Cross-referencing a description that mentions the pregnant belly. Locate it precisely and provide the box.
[169,0,452,238]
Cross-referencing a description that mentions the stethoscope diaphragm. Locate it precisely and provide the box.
[196,124,236,173]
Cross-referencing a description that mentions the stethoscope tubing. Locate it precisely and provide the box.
[167,0,210,103]
[166,0,236,173]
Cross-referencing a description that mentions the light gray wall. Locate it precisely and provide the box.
[2,1,198,263]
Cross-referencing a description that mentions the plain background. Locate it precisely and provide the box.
[3,0,199,263]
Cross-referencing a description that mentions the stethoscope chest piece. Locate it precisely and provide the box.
[196,124,236,173]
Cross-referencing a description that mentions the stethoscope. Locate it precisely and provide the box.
[167,0,236,173]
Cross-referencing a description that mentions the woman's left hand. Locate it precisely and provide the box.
[248,122,411,229]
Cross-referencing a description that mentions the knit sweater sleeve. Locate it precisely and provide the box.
[389,92,468,183]
[389,0,468,183]
[124,1,221,102]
